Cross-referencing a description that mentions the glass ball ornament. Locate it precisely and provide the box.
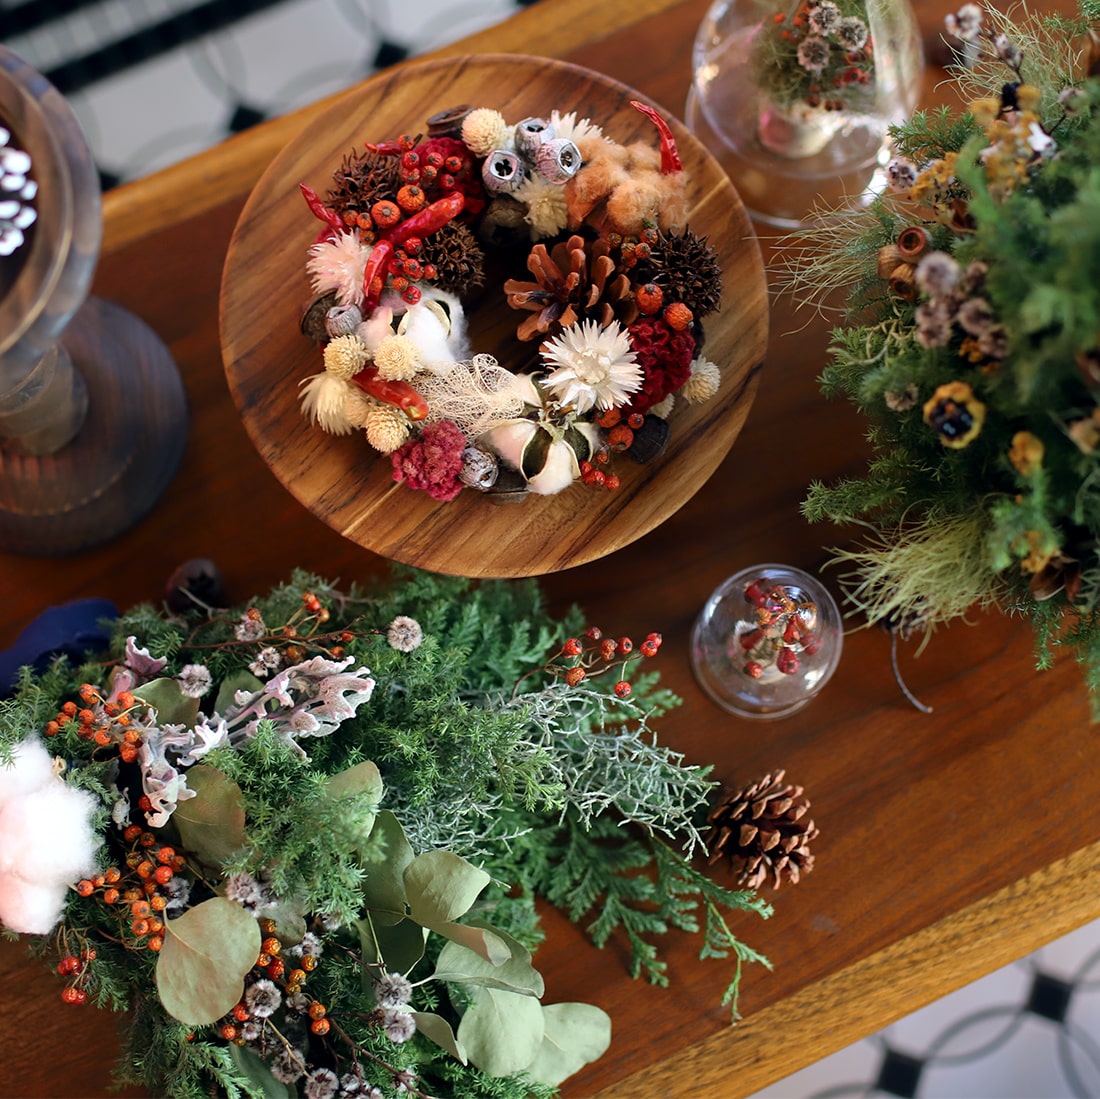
[691,563,843,719]
[685,0,923,228]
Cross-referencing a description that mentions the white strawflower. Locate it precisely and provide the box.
[680,356,721,402]
[462,108,509,157]
[540,319,642,413]
[299,372,358,435]
[514,174,569,240]
[324,334,369,380]
[0,739,101,934]
[308,230,369,306]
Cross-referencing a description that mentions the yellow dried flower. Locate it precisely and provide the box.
[1014,529,1056,574]
[324,334,369,380]
[362,401,411,453]
[680,357,721,402]
[922,380,986,449]
[969,97,1001,129]
[1008,431,1044,476]
[1015,84,1041,112]
[374,334,420,381]
[461,108,509,157]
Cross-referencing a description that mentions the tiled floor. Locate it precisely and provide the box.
[5,1,1100,1095]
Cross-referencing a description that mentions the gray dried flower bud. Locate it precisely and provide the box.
[993,33,1022,67]
[945,3,983,41]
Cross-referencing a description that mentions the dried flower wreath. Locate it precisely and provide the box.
[296,101,724,501]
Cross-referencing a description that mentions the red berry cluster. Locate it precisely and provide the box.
[219,920,329,1045]
[44,686,142,762]
[739,579,820,679]
[57,946,96,1005]
[553,626,663,698]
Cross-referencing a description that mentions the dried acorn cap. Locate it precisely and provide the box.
[427,105,474,139]
[626,415,670,463]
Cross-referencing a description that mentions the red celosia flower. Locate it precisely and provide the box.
[624,317,696,412]
[390,420,467,501]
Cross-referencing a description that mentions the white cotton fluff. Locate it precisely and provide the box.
[0,739,101,934]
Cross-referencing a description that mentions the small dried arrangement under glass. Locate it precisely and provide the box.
[296,102,724,502]
[0,122,36,260]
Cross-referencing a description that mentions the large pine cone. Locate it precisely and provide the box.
[705,770,817,889]
[504,234,638,341]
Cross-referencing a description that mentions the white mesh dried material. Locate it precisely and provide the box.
[417,354,530,436]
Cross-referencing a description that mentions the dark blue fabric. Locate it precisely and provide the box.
[0,599,118,696]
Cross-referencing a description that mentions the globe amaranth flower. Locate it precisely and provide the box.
[923,381,986,449]
[539,318,642,413]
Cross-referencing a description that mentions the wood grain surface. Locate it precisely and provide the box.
[221,53,767,577]
[1,1,1098,1098]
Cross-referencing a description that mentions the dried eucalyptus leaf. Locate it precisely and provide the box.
[155,898,260,1024]
[357,915,426,976]
[227,1042,295,1098]
[412,1011,468,1065]
[457,985,545,1077]
[134,678,200,726]
[404,849,490,925]
[213,671,264,718]
[324,760,383,842]
[525,1002,613,1086]
[434,926,543,995]
[360,810,413,921]
[172,766,246,869]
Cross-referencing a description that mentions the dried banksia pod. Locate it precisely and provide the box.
[417,221,486,297]
[504,234,638,341]
[326,149,403,222]
[705,770,817,889]
[642,228,723,318]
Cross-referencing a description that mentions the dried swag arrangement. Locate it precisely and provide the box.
[792,2,1100,710]
[0,570,771,1098]
[297,101,723,501]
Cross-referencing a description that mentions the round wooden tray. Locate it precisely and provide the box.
[221,54,768,578]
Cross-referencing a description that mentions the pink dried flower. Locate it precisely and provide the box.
[390,420,467,502]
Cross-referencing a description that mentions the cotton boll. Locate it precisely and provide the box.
[397,302,457,373]
[0,872,69,934]
[527,440,580,495]
[1,782,100,882]
[356,305,396,352]
[0,738,55,801]
[482,419,536,468]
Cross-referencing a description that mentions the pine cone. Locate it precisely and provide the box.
[326,149,403,221]
[504,234,638,341]
[705,770,817,889]
[641,228,723,318]
[417,221,486,297]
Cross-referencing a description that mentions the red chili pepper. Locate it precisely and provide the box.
[388,192,465,245]
[630,100,682,175]
[361,238,394,308]
[364,141,405,157]
[299,183,345,232]
[350,364,429,421]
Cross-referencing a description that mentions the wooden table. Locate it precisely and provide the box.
[2,1,1097,1097]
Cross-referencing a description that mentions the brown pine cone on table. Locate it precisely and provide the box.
[705,769,818,889]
